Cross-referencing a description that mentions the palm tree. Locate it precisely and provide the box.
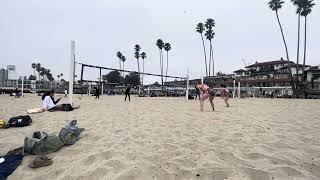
[60,73,63,79]
[141,52,146,84]
[196,23,208,77]
[164,43,171,82]
[31,63,36,77]
[268,0,295,93]
[57,75,60,81]
[36,63,41,80]
[156,39,164,85]
[116,51,123,71]
[291,0,303,86]
[134,44,141,83]
[205,18,215,79]
[300,0,315,84]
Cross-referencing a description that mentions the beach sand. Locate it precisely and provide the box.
[1,94,320,180]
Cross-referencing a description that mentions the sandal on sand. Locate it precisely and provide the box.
[28,156,53,168]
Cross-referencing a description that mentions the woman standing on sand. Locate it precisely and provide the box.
[195,81,215,112]
[220,84,230,107]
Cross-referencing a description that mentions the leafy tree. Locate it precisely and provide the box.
[216,71,226,76]
[102,70,123,84]
[124,72,140,86]
[28,75,37,80]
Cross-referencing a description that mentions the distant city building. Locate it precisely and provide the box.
[0,68,8,87]
[7,65,18,80]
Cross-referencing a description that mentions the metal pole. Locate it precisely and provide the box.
[101,83,104,95]
[88,83,91,96]
[233,79,236,98]
[253,86,255,98]
[201,76,204,84]
[69,40,75,105]
[238,81,241,98]
[185,69,189,101]
[21,77,24,97]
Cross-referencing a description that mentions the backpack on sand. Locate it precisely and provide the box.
[58,120,85,145]
[24,131,63,155]
[5,115,32,128]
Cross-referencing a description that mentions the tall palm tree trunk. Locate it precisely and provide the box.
[137,59,140,83]
[143,59,145,85]
[295,15,301,88]
[301,16,307,85]
[159,49,163,86]
[165,51,169,83]
[275,11,295,93]
[208,41,212,83]
[200,34,208,77]
[119,60,122,72]
[123,61,125,85]
[161,50,164,86]
[211,46,215,79]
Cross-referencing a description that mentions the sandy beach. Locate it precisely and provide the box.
[1,94,320,180]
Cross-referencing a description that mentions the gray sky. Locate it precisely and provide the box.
[0,0,319,84]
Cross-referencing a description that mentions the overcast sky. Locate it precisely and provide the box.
[0,0,319,84]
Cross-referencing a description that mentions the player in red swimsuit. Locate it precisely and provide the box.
[195,81,215,112]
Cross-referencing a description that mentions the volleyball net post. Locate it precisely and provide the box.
[185,69,189,101]
[69,40,75,105]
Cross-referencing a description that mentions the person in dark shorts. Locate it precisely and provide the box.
[194,85,200,100]
[125,86,131,102]
[94,87,100,99]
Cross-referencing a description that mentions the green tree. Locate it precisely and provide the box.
[103,70,123,84]
[164,43,171,83]
[28,75,37,80]
[196,23,208,77]
[124,72,140,86]
[216,71,226,76]
[268,0,296,94]
[156,39,164,85]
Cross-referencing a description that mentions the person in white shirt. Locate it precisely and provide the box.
[41,90,79,112]
[64,89,68,97]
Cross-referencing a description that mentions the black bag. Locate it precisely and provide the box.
[5,115,32,128]
[61,104,73,111]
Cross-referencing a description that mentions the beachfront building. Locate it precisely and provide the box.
[307,65,320,89]
[232,59,311,88]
